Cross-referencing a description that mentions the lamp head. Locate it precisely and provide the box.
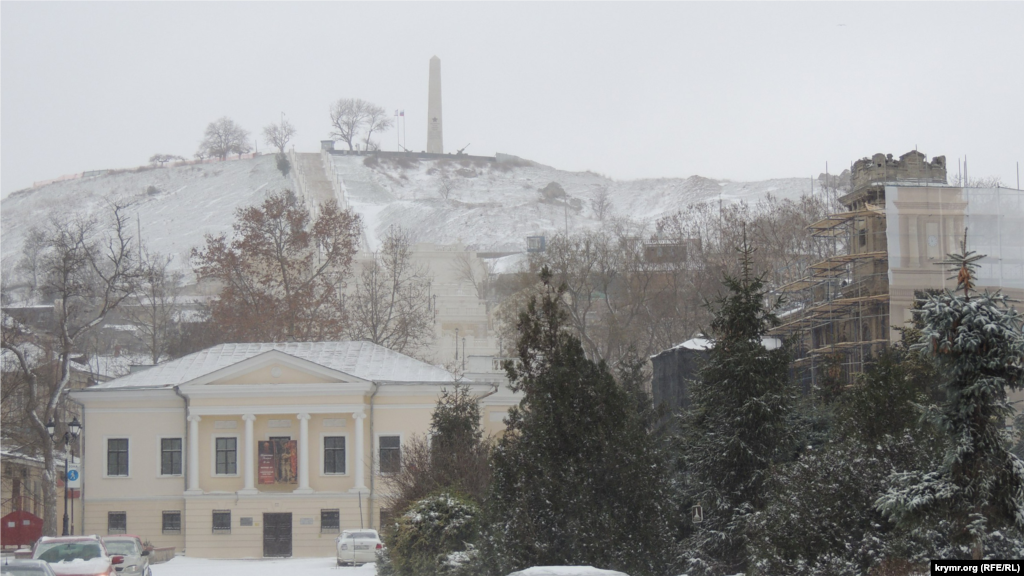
[69,417,81,438]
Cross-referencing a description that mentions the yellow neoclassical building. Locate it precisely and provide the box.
[70,342,517,558]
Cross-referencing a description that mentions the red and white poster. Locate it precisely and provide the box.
[258,440,297,484]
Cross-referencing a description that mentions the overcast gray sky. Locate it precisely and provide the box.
[2,2,1022,197]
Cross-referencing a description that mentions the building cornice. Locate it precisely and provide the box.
[180,382,372,398]
[70,388,182,405]
[186,404,368,417]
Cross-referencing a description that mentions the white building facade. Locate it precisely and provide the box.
[70,342,518,558]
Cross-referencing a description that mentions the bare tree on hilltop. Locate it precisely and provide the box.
[329,98,391,151]
[198,117,251,161]
[362,103,393,151]
[1,202,141,537]
[263,118,296,155]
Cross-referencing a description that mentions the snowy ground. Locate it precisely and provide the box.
[152,556,376,576]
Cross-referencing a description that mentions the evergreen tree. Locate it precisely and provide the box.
[379,385,492,576]
[748,344,945,575]
[876,238,1024,559]
[676,237,794,576]
[380,384,491,523]
[487,267,675,576]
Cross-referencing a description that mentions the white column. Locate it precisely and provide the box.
[295,413,312,494]
[240,414,257,494]
[351,411,367,492]
[186,415,201,494]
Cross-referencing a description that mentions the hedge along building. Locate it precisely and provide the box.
[69,342,518,558]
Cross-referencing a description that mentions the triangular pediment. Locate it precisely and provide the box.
[182,350,369,387]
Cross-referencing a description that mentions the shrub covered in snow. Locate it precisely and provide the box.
[378,491,482,576]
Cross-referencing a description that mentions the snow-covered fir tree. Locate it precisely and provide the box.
[876,238,1024,559]
[676,238,795,576]
[487,267,676,576]
[748,345,945,575]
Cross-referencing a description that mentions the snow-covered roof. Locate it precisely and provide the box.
[91,341,455,390]
[1,448,45,465]
[671,336,783,352]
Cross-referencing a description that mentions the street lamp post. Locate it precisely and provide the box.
[46,416,82,536]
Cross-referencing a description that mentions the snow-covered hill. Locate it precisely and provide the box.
[331,154,816,253]
[1,155,293,279]
[1,153,817,277]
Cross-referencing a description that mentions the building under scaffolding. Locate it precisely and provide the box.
[774,150,1024,397]
[772,151,941,389]
[652,149,1023,412]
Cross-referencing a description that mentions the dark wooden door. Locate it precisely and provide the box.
[263,513,292,557]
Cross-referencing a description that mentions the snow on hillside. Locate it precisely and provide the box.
[1,155,292,280]
[2,152,817,277]
[333,154,816,253]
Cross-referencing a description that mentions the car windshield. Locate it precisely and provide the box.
[101,540,139,555]
[34,542,104,563]
[99,541,138,553]
[343,531,378,539]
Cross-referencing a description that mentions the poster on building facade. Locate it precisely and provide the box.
[257,440,297,484]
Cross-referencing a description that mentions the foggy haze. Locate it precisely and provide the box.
[2,2,1022,197]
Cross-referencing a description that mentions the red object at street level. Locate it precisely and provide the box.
[1,510,44,547]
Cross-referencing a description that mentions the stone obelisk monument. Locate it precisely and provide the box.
[427,56,443,154]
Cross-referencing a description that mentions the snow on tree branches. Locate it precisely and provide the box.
[875,236,1024,560]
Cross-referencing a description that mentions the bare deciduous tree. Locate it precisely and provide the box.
[949,174,1005,188]
[329,98,392,152]
[192,191,361,342]
[591,186,611,221]
[148,154,184,167]
[329,98,369,151]
[362,104,393,151]
[437,173,462,200]
[14,226,48,300]
[122,251,183,365]
[1,203,140,536]
[345,227,434,356]
[198,117,251,161]
[452,252,496,304]
[262,119,296,155]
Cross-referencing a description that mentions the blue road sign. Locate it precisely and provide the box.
[67,469,79,482]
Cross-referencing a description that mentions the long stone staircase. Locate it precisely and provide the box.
[289,152,338,217]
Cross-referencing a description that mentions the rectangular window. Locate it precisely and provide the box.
[321,509,340,533]
[107,439,128,476]
[162,511,181,534]
[215,437,237,475]
[161,438,182,475]
[379,436,401,474]
[324,436,346,474]
[108,511,127,534]
[212,510,231,534]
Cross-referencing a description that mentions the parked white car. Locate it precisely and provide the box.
[335,529,383,566]
[506,568,631,576]
[100,536,151,576]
